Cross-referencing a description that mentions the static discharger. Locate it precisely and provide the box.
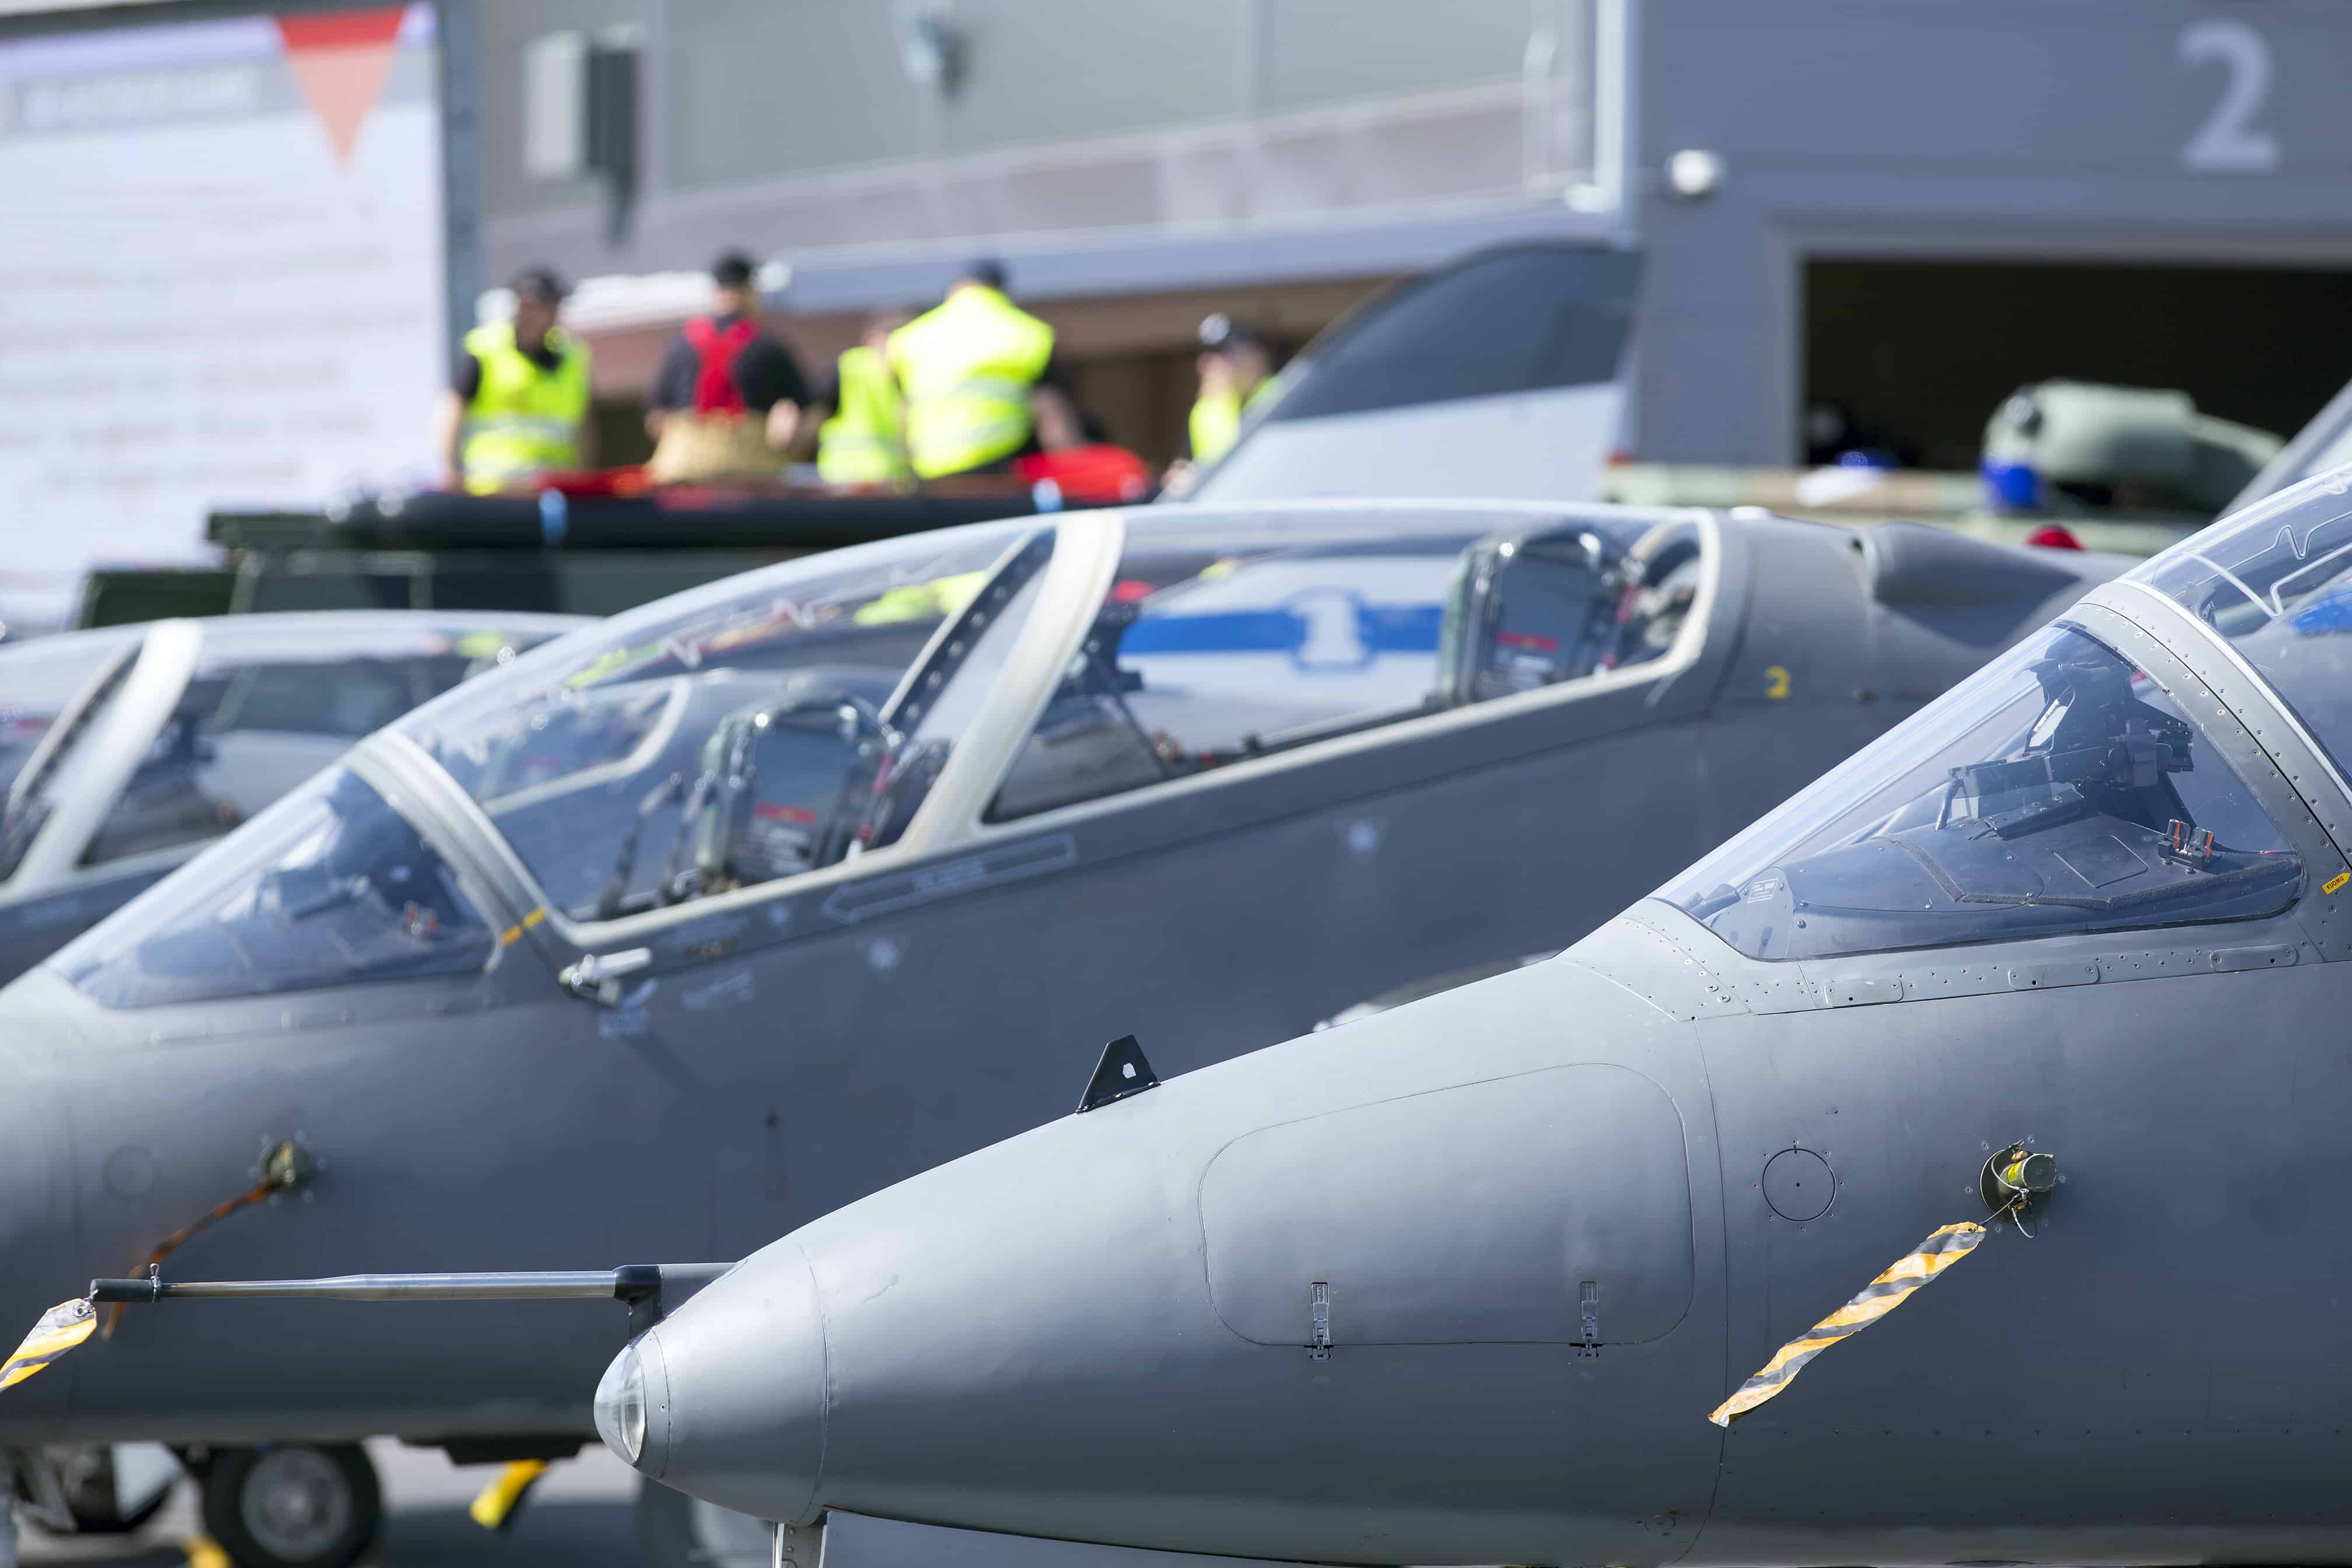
[1708,1143,2062,1426]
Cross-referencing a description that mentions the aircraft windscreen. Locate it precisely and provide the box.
[76,618,573,872]
[991,509,1700,822]
[400,522,1053,922]
[0,628,142,799]
[0,631,148,884]
[2129,464,2352,783]
[1244,247,1636,426]
[1660,622,2304,962]
[55,768,496,1009]
[1186,247,1639,506]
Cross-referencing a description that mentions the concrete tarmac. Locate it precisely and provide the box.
[19,1441,648,1566]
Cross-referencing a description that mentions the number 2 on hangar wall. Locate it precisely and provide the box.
[2179,19,2279,174]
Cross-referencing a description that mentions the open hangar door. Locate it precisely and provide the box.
[1802,258,2352,470]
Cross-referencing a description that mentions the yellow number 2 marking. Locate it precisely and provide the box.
[1764,665,1792,701]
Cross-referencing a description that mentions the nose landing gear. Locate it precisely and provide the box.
[636,1476,774,1568]
[0,1442,180,1566]
[199,1443,380,1568]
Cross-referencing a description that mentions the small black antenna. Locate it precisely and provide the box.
[1076,1035,1159,1113]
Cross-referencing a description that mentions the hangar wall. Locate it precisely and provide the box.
[489,0,2352,473]
[473,0,1626,461]
[206,0,2352,474]
[478,0,1622,306]
[1632,0,2352,466]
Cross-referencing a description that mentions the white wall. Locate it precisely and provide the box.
[0,4,446,631]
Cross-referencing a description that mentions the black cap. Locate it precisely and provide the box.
[1198,312,1259,352]
[960,257,1008,291]
[508,266,568,304]
[711,250,758,288]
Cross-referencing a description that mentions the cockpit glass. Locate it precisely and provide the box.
[0,628,141,797]
[2129,465,2352,782]
[991,507,1703,821]
[56,767,495,1009]
[79,618,571,870]
[401,522,1052,921]
[1660,623,2304,962]
[0,629,144,881]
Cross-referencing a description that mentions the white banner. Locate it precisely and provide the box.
[0,4,444,632]
[0,2,176,13]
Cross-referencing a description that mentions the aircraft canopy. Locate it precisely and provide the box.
[2128,467,2352,785]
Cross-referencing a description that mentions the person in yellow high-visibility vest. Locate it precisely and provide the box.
[814,310,913,485]
[435,267,592,494]
[885,260,1082,480]
[1185,312,1276,469]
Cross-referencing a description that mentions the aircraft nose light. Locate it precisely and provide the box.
[595,1342,648,1466]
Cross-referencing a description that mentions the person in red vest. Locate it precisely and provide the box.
[643,251,814,483]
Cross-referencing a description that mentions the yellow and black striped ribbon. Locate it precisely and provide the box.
[1,1297,96,1392]
[1707,1221,1986,1426]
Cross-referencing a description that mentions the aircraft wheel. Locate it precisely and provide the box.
[200,1444,380,1568]
[57,1444,178,1534]
[66,1490,170,1535]
[637,1477,772,1567]
[62,1478,170,1536]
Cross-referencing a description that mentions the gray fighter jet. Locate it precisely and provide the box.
[550,468,2352,1566]
[2235,368,2352,513]
[0,502,2112,1566]
[0,614,579,986]
[1181,244,1639,506]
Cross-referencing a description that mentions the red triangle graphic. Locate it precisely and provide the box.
[276,5,408,167]
[276,5,406,53]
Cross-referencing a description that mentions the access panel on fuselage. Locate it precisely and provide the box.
[1201,1063,1693,1346]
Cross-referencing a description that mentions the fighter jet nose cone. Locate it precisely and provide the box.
[635,1247,827,1522]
